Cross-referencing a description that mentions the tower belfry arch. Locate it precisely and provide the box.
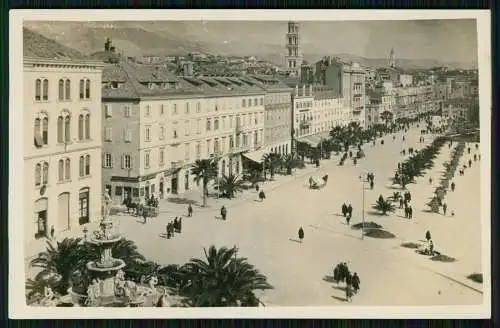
[284,21,303,76]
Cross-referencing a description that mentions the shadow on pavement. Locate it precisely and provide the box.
[289,238,302,244]
[331,295,347,302]
[167,197,199,206]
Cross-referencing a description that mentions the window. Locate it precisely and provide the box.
[206,119,211,132]
[85,114,91,140]
[42,79,49,101]
[254,114,258,125]
[145,151,151,169]
[221,136,227,152]
[35,163,41,186]
[145,105,151,117]
[214,138,220,154]
[248,98,252,107]
[160,104,165,116]
[57,113,71,143]
[229,115,234,128]
[159,125,165,140]
[254,131,258,146]
[206,139,212,156]
[242,99,246,107]
[185,103,190,114]
[173,127,178,139]
[260,97,264,106]
[172,103,178,115]
[124,129,132,142]
[79,155,90,177]
[254,98,258,106]
[159,148,165,167]
[103,153,113,168]
[123,154,132,169]
[105,127,113,141]
[85,79,91,99]
[145,126,151,141]
[229,136,234,149]
[105,104,112,117]
[42,162,49,184]
[58,79,64,100]
[124,106,132,117]
[79,80,84,99]
[39,117,48,145]
[65,79,71,100]
[196,119,201,134]
[196,142,201,159]
[196,102,201,113]
[58,159,64,181]
[57,116,64,143]
[214,118,219,131]
[184,143,190,160]
[35,79,41,101]
[184,120,190,136]
[65,158,70,180]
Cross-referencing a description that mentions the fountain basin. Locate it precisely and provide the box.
[89,235,122,245]
[87,259,125,272]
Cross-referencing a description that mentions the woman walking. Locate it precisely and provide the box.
[298,227,304,243]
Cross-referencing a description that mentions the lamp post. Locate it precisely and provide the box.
[358,174,368,240]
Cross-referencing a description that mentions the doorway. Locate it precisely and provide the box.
[57,192,70,233]
[171,174,178,194]
[145,182,150,199]
[79,188,90,225]
[34,198,48,239]
[124,186,132,201]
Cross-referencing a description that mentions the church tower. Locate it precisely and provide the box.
[285,22,303,77]
[389,48,396,68]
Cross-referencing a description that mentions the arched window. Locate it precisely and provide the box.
[85,114,90,139]
[42,162,49,184]
[58,159,64,181]
[42,117,48,145]
[34,118,41,147]
[79,156,84,177]
[35,163,41,186]
[42,79,49,101]
[35,79,41,101]
[85,79,91,99]
[65,158,71,180]
[65,79,71,100]
[65,116,70,142]
[78,114,84,140]
[85,155,90,175]
[58,79,64,100]
[79,79,85,99]
[57,116,64,143]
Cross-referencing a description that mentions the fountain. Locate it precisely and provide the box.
[67,192,159,307]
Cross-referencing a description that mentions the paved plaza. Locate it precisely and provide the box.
[26,126,483,306]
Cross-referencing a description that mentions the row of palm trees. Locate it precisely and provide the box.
[27,238,273,307]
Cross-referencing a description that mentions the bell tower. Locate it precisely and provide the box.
[285,21,303,77]
[389,48,396,68]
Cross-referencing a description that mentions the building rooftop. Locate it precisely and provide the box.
[102,61,266,100]
[23,27,88,60]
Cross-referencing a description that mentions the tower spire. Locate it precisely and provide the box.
[284,21,303,77]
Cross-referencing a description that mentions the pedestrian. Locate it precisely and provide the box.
[399,198,404,209]
[352,273,360,294]
[347,204,353,217]
[255,184,259,192]
[370,180,374,190]
[50,225,55,240]
[259,190,266,202]
[474,154,477,161]
[333,265,341,285]
[167,223,172,239]
[341,203,347,217]
[407,192,412,202]
[142,208,148,224]
[173,217,179,232]
[403,135,405,141]
[468,147,471,154]
[187,204,193,217]
[346,213,351,226]
[178,217,182,233]
[443,203,447,216]
[425,230,432,242]
[429,240,434,256]
[393,135,396,141]
[345,284,354,302]
[353,158,357,165]
[221,205,227,221]
[404,206,409,218]
[165,224,170,238]
[475,143,479,150]
[451,210,455,217]
[451,182,456,192]
[298,227,304,242]
[429,177,433,184]
[468,159,472,168]
[408,206,413,219]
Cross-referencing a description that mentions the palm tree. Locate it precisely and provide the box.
[219,174,246,198]
[29,238,88,294]
[262,153,282,179]
[373,197,396,215]
[174,246,273,307]
[191,158,219,207]
[243,167,263,187]
[380,110,394,126]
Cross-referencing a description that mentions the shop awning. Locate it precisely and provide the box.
[297,132,330,147]
[242,149,267,164]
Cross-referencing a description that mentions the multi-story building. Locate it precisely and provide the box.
[366,81,395,127]
[247,75,293,157]
[393,84,435,119]
[101,59,265,202]
[23,28,104,243]
[314,57,366,128]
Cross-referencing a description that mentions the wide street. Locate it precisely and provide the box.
[112,126,483,306]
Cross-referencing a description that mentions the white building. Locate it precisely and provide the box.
[101,61,265,202]
[23,28,104,243]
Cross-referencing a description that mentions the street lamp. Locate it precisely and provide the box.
[358,174,368,240]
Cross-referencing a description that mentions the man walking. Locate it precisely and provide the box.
[298,227,304,243]
[341,203,347,217]
[221,205,227,221]
[408,206,413,219]
[442,203,447,216]
[347,204,353,218]
[187,204,193,217]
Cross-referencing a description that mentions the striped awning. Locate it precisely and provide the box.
[242,149,267,163]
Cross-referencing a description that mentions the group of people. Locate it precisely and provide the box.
[419,136,425,143]
[332,262,361,302]
[341,203,353,225]
[397,191,413,219]
[366,172,375,190]
[165,217,182,239]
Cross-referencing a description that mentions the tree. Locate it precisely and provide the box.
[191,159,219,207]
[372,197,396,215]
[243,167,263,187]
[380,110,394,126]
[219,174,246,198]
[282,154,295,175]
[262,153,282,179]
[171,246,273,307]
